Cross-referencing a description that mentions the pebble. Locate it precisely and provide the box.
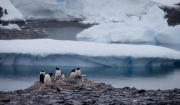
[1,82,180,105]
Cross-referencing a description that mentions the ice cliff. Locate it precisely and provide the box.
[0,39,180,67]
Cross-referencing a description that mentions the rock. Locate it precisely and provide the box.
[138,89,146,94]
[0,99,10,102]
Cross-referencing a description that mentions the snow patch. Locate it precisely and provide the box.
[0,23,21,30]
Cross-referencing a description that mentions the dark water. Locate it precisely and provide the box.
[45,27,85,40]
[0,65,180,91]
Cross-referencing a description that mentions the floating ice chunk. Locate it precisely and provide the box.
[0,39,180,67]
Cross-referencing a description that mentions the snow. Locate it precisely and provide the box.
[150,0,180,7]
[0,0,25,21]
[77,6,180,44]
[0,24,21,30]
[0,39,180,67]
[155,25,180,43]
[10,0,161,24]
[77,6,169,44]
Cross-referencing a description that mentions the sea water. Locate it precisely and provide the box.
[0,65,180,91]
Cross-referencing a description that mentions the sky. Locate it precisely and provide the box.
[150,0,180,6]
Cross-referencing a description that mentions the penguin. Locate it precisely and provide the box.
[39,70,45,83]
[69,69,75,79]
[75,67,81,79]
[44,73,53,86]
[61,73,66,79]
[44,73,61,92]
[55,67,61,80]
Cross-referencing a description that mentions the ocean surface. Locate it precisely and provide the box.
[0,26,180,91]
[0,65,180,91]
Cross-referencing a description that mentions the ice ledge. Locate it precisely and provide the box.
[0,39,180,67]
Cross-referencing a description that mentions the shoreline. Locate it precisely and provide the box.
[0,20,91,40]
[1,79,180,105]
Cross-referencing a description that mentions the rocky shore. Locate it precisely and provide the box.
[1,79,180,105]
[0,20,92,40]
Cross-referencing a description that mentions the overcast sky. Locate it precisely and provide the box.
[150,0,180,6]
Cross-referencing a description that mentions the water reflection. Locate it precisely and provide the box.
[0,65,180,91]
[45,27,85,40]
[157,43,180,51]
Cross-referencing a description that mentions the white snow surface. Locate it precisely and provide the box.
[150,0,180,6]
[0,39,180,67]
[77,6,180,44]
[0,0,25,21]
[0,24,21,30]
[155,25,180,43]
[10,0,161,24]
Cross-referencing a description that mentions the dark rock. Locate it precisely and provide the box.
[160,5,180,26]
[0,99,10,102]
[138,89,146,94]
[0,7,3,18]
[4,9,8,15]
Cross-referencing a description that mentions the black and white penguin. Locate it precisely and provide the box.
[55,67,61,80]
[61,73,66,79]
[44,73,53,86]
[69,69,75,79]
[44,73,61,92]
[39,70,45,83]
[75,67,81,79]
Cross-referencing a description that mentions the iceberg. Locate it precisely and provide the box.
[0,0,25,21]
[77,6,180,44]
[0,39,180,67]
[10,0,161,24]
[155,25,180,43]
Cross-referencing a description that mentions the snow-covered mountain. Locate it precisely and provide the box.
[10,0,163,24]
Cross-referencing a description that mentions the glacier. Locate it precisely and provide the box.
[0,0,25,21]
[10,0,162,24]
[0,39,180,67]
[76,6,180,44]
